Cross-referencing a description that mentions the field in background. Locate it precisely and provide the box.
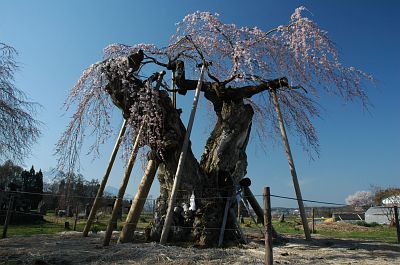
[4,213,398,244]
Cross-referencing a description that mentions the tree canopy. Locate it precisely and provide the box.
[0,43,41,162]
[57,7,372,170]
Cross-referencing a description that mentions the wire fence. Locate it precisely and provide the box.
[1,189,399,243]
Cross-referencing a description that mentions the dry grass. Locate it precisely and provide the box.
[0,231,399,265]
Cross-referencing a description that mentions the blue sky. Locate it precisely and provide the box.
[1,0,399,207]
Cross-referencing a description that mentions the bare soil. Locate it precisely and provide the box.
[0,231,399,265]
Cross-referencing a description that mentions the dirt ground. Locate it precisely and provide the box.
[0,231,399,265]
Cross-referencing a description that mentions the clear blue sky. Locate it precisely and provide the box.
[1,0,399,207]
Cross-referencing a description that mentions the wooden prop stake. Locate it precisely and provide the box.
[270,89,311,241]
[102,122,144,246]
[263,187,273,265]
[118,156,160,243]
[160,64,206,244]
[83,119,127,237]
[2,194,14,238]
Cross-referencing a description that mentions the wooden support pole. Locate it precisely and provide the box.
[2,194,14,239]
[270,89,311,241]
[103,122,144,246]
[243,186,264,224]
[172,71,176,109]
[73,205,79,231]
[83,119,127,237]
[229,208,247,244]
[160,64,206,245]
[394,205,400,244]
[263,187,273,265]
[118,156,159,243]
[243,186,279,238]
[218,198,231,247]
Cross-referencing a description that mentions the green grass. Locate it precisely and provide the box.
[4,212,154,238]
[4,214,398,244]
[316,224,398,243]
[240,216,398,244]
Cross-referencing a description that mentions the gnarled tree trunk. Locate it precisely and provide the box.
[148,90,253,246]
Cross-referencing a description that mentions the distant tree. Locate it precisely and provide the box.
[0,43,41,162]
[345,190,374,207]
[20,166,43,209]
[0,160,23,190]
[48,170,100,210]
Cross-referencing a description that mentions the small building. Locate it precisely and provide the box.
[382,195,400,206]
[365,206,398,225]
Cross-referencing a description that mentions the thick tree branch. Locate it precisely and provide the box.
[171,60,289,103]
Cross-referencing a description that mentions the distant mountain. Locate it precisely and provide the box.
[105,186,133,199]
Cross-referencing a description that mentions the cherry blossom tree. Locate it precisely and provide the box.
[345,190,374,207]
[57,7,372,245]
[0,43,41,162]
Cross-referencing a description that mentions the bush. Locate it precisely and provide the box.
[355,221,380,227]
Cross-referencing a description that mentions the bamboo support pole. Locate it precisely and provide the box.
[118,157,160,243]
[102,122,144,246]
[263,187,273,265]
[2,195,14,238]
[83,119,127,237]
[270,89,311,241]
[160,64,206,244]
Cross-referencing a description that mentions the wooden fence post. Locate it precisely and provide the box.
[83,119,127,237]
[263,187,273,265]
[394,206,400,244]
[2,194,14,239]
[73,205,79,231]
[311,208,315,234]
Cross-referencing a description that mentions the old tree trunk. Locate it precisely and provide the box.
[107,60,287,246]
